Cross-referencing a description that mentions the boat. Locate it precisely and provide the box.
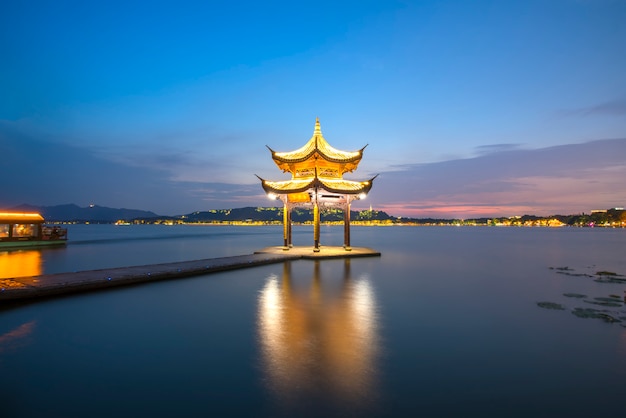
[0,212,68,249]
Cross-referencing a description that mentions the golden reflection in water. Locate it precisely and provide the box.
[0,250,43,279]
[257,260,379,406]
[0,321,36,354]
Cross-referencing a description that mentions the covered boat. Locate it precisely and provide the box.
[0,212,67,249]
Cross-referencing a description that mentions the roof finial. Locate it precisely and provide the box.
[314,117,322,136]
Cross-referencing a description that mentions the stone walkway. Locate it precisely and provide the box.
[0,246,380,302]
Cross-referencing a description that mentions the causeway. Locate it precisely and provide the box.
[0,246,380,302]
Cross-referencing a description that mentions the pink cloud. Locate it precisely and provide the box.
[364,138,626,218]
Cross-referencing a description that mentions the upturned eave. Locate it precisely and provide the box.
[257,174,377,196]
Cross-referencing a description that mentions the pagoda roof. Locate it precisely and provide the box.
[257,174,375,196]
[268,118,366,167]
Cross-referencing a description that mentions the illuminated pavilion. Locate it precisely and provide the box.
[257,118,375,252]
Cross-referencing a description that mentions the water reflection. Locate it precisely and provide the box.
[0,250,42,279]
[0,321,36,354]
[257,260,380,412]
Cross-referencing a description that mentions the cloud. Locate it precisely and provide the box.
[4,115,625,218]
[0,121,268,214]
[184,182,270,206]
[473,143,522,155]
[366,138,626,217]
[560,97,626,118]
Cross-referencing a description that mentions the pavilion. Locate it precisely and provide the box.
[257,118,375,252]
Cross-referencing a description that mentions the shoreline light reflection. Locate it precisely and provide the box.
[0,250,43,279]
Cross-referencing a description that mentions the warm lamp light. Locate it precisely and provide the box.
[267,192,278,200]
[358,193,367,200]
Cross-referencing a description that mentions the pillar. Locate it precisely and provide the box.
[287,207,292,247]
[313,201,320,252]
[282,203,289,250]
[343,202,351,251]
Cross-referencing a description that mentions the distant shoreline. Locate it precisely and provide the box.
[11,204,626,228]
[46,220,625,228]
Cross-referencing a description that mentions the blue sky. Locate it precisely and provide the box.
[1,0,625,217]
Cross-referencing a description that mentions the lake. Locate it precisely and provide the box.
[1,225,625,417]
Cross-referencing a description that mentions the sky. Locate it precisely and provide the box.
[1,0,625,218]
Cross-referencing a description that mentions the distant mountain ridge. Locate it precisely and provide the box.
[11,203,159,222]
[8,204,394,223]
[181,207,394,223]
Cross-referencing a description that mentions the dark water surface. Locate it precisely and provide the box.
[1,226,626,417]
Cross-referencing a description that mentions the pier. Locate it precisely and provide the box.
[0,246,380,302]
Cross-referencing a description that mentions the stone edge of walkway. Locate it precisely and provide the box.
[0,253,301,302]
[0,246,381,303]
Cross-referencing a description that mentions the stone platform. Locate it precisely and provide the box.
[0,246,380,303]
[255,245,380,259]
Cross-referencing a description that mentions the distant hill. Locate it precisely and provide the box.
[7,204,393,223]
[180,207,395,223]
[11,203,159,223]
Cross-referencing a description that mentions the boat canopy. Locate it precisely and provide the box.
[0,212,45,224]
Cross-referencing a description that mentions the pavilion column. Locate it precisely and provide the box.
[343,201,351,251]
[313,201,320,252]
[282,202,289,250]
[287,206,292,247]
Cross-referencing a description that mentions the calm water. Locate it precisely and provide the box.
[1,225,626,417]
